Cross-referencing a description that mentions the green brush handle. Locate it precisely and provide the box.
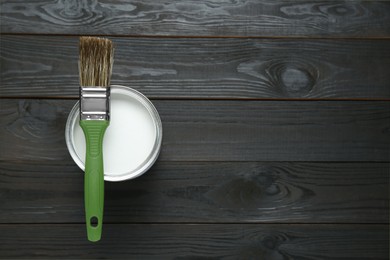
[80,120,109,242]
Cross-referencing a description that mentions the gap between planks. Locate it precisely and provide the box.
[1,32,390,40]
[0,222,388,225]
[1,96,390,102]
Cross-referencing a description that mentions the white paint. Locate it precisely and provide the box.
[70,87,161,181]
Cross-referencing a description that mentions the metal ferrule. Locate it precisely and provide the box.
[80,87,110,121]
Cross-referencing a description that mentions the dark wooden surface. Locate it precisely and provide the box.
[1,99,389,162]
[1,1,390,37]
[0,0,389,259]
[0,224,388,259]
[0,161,388,224]
[1,36,390,99]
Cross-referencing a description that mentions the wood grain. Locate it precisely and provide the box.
[0,161,388,224]
[1,1,390,37]
[1,36,390,99]
[0,224,388,259]
[1,99,389,162]
[1,0,389,258]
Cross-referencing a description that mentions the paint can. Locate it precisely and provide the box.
[65,85,162,181]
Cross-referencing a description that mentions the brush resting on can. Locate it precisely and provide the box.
[79,36,114,242]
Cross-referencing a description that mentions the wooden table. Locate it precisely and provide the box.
[1,1,389,259]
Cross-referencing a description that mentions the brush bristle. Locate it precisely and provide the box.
[79,36,114,87]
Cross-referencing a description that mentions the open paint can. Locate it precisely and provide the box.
[65,85,162,181]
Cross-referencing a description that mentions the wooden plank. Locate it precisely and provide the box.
[0,161,388,224]
[0,224,387,259]
[1,36,390,99]
[0,99,389,162]
[1,1,390,37]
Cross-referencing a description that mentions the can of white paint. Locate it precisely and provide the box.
[65,85,162,181]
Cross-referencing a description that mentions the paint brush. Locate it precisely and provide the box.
[79,36,114,242]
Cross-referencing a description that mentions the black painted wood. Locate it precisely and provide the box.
[0,161,388,224]
[0,224,388,259]
[1,1,389,256]
[1,36,390,99]
[0,99,388,162]
[1,1,390,37]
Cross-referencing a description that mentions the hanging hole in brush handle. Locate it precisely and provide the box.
[90,216,98,227]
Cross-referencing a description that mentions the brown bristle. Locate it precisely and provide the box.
[79,36,114,87]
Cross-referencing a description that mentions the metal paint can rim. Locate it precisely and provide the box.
[65,85,162,182]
